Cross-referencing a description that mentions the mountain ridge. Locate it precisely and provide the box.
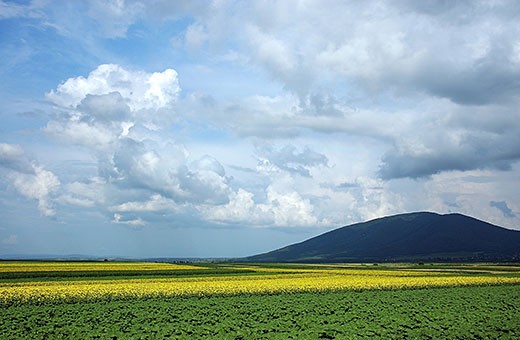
[246,212,520,263]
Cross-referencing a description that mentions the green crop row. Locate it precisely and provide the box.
[1,285,518,338]
[0,268,260,281]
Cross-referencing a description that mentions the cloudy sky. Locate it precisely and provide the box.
[1,0,519,258]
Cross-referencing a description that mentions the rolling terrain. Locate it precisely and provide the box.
[246,212,520,262]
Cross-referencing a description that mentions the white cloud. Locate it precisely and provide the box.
[46,64,179,112]
[42,64,237,222]
[59,195,96,208]
[0,143,24,158]
[379,101,520,179]
[0,143,30,172]
[78,92,130,122]
[45,120,118,152]
[185,22,209,50]
[44,64,180,154]
[0,0,42,19]
[4,2,519,241]
[110,139,226,205]
[112,213,146,227]
[264,187,318,227]
[8,165,60,217]
[43,63,187,201]
[175,155,231,205]
[63,178,106,205]
[86,0,144,38]
[256,144,328,178]
[203,187,320,228]
[0,143,60,217]
[246,25,296,75]
[145,69,180,109]
[203,188,259,224]
[110,194,176,212]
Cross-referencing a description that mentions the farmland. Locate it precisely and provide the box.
[1,261,519,338]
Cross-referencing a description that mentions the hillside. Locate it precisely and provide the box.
[246,212,520,262]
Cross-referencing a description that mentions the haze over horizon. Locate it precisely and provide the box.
[1,1,519,258]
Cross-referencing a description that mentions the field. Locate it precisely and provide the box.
[1,261,519,338]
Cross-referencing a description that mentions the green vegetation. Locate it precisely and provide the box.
[1,285,518,339]
[0,261,253,281]
[1,261,519,338]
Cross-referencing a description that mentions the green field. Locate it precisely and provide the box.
[1,262,519,338]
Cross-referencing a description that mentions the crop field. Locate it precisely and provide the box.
[1,261,519,338]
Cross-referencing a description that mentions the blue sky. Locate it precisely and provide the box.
[1,0,520,258]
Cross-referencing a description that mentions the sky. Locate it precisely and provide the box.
[1,0,520,258]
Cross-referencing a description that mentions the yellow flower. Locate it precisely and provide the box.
[1,263,519,304]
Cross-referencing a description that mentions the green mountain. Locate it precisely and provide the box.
[246,212,520,262]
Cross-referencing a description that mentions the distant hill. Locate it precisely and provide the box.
[246,212,520,263]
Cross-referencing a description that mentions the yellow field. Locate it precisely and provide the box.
[1,263,520,304]
[0,261,202,272]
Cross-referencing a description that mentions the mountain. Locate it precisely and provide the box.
[246,212,520,263]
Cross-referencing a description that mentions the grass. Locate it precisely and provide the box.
[0,261,519,338]
[1,285,518,338]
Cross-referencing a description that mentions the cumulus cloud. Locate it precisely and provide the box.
[203,187,319,228]
[43,63,237,224]
[418,167,520,229]
[109,137,230,205]
[7,165,60,217]
[44,64,184,183]
[176,156,231,205]
[59,195,96,208]
[0,143,60,216]
[264,187,318,227]
[59,177,106,208]
[147,0,520,108]
[379,103,520,179]
[380,142,520,180]
[78,92,130,122]
[0,143,31,173]
[176,0,520,181]
[314,176,405,225]
[112,213,145,227]
[321,2,518,105]
[4,1,519,237]
[203,172,406,228]
[187,92,398,141]
[44,64,180,154]
[245,25,303,92]
[203,189,261,225]
[192,144,333,227]
[256,145,328,177]
[111,138,170,190]
[0,143,24,158]
[46,63,179,112]
[110,194,176,213]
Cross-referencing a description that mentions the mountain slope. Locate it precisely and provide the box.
[246,212,520,262]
